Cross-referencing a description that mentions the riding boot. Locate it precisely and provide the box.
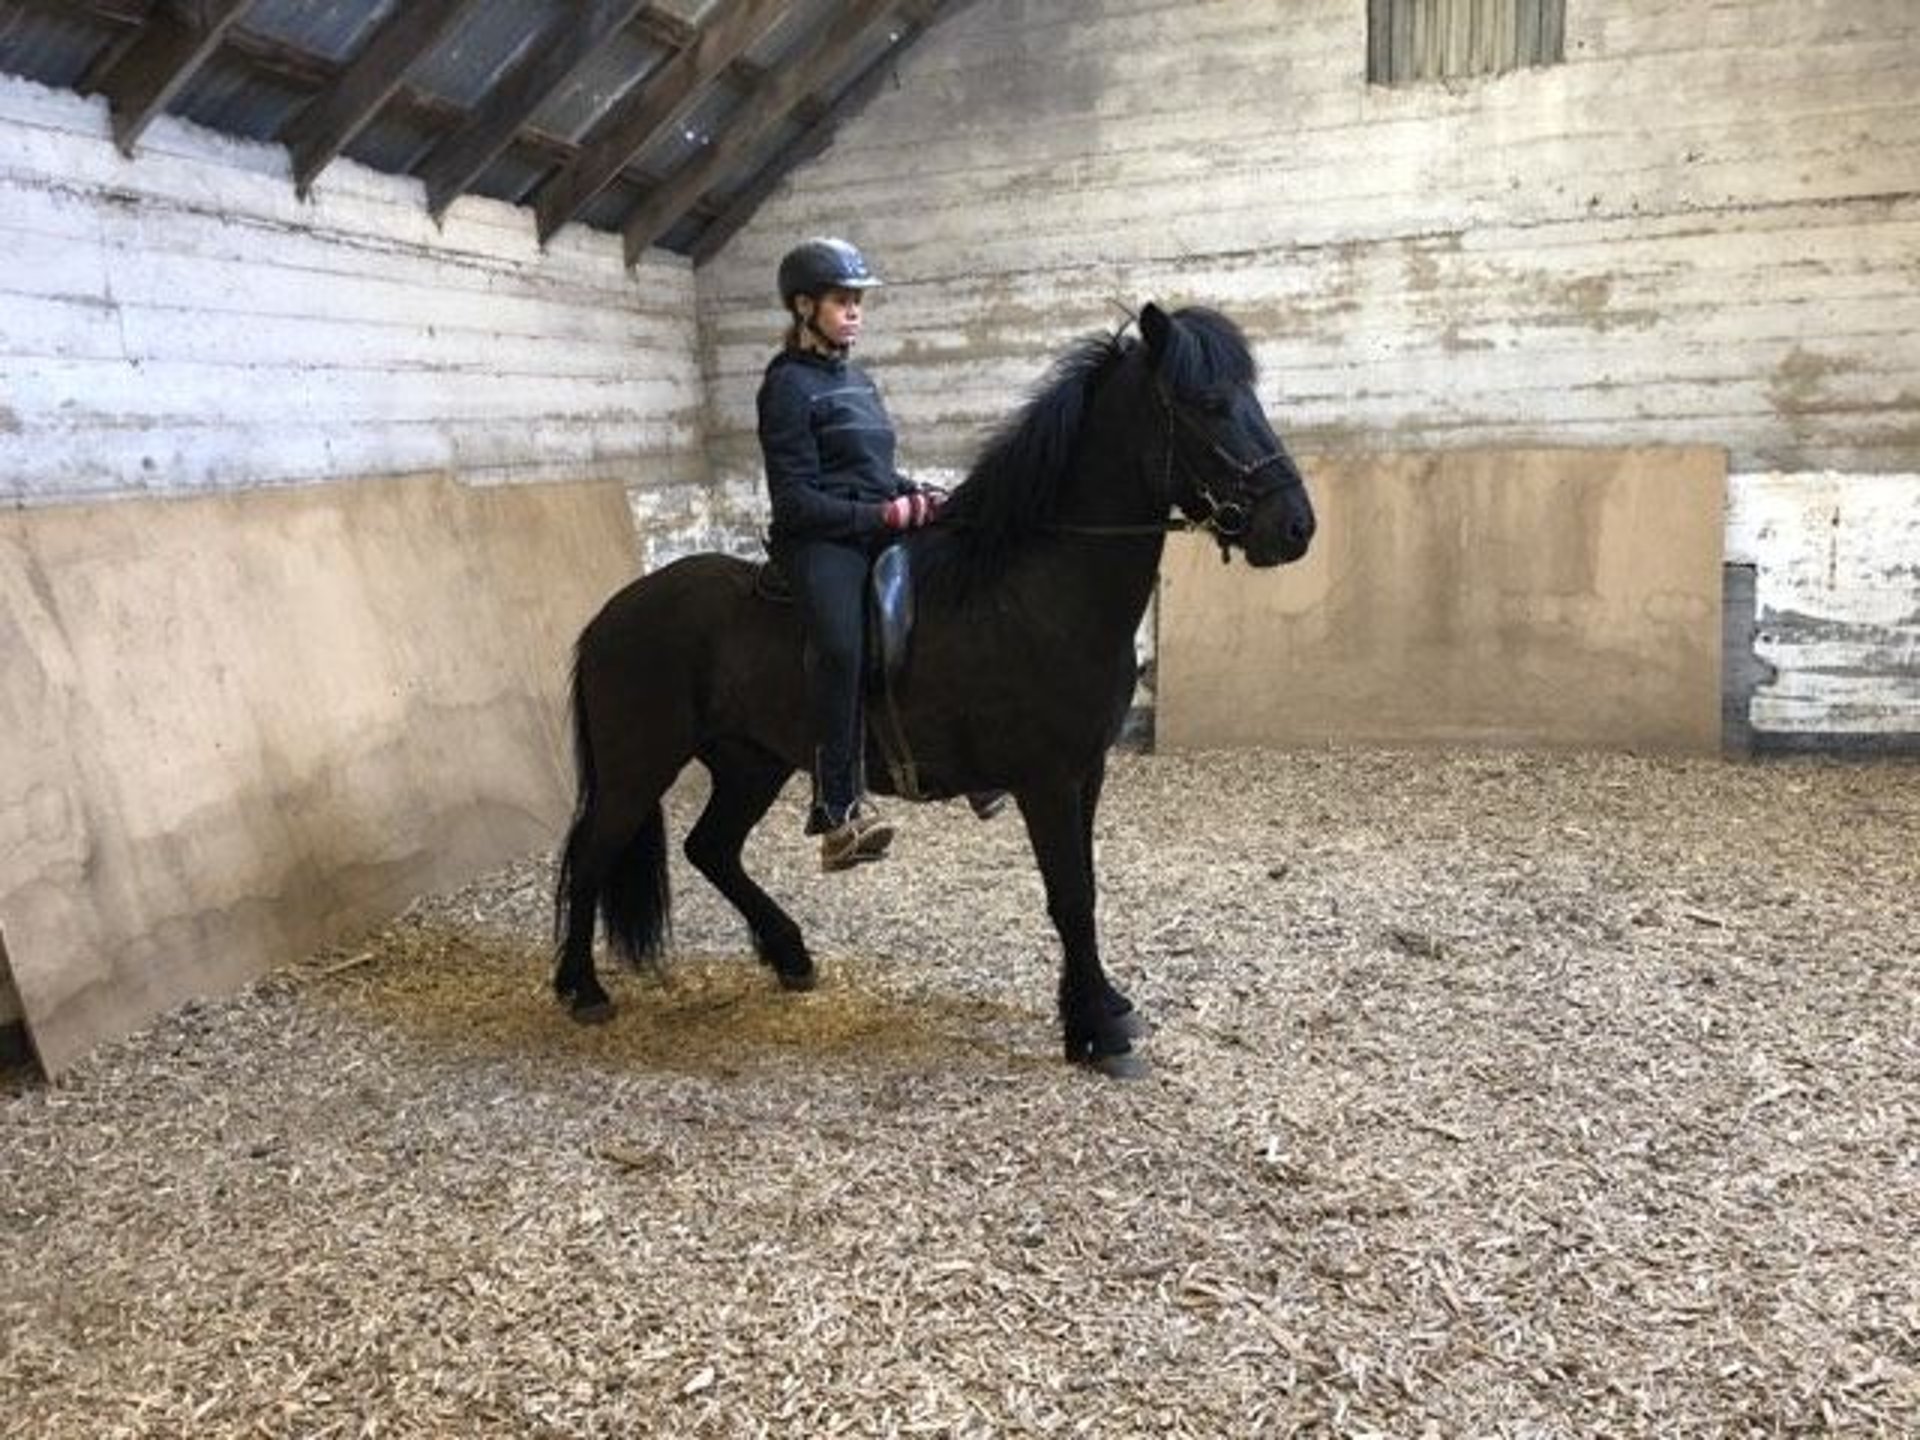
[819,803,895,872]
[809,747,895,869]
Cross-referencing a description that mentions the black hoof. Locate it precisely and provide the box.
[1066,1030,1150,1080]
[1087,1050,1151,1081]
[568,996,615,1025]
[758,933,816,992]
[1111,1006,1150,1040]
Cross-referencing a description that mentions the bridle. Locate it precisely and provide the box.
[1042,379,1300,549]
[1156,379,1300,541]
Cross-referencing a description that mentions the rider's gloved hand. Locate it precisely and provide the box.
[880,491,938,530]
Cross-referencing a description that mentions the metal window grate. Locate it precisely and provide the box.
[1368,0,1566,85]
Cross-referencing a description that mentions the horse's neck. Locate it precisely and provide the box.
[1029,389,1171,643]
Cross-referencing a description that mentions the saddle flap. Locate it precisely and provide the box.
[868,540,914,687]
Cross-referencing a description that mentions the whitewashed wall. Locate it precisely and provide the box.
[1727,473,1920,745]
[694,0,1920,746]
[0,75,720,567]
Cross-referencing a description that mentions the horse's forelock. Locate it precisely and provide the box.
[1159,306,1257,394]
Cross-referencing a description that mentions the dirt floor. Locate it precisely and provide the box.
[2,747,1916,1438]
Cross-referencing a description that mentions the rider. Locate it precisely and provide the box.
[759,237,942,871]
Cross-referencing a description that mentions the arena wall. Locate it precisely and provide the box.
[0,79,696,1065]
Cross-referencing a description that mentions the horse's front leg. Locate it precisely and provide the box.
[1016,777,1146,1079]
[1077,762,1147,1042]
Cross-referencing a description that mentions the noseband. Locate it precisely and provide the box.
[1154,381,1299,542]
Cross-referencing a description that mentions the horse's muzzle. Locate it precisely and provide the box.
[1242,483,1316,567]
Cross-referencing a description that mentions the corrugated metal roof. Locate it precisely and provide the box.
[242,0,401,64]
[403,0,556,110]
[171,53,305,144]
[0,0,974,264]
[529,29,672,143]
[0,7,114,91]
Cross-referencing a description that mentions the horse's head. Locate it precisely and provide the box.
[1140,303,1315,567]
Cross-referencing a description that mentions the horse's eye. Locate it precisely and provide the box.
[1200,394,1232,418]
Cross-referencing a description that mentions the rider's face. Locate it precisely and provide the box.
[802,287,865,349]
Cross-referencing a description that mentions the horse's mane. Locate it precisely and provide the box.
[917,306,1255,600]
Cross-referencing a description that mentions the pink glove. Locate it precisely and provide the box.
[880,491,939,530]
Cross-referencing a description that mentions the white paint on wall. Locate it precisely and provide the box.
[0,75,707,507]
[1727,473,1920,737]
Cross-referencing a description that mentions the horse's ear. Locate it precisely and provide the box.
[1140,302,1172,361]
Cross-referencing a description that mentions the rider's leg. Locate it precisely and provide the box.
[772,537,894,864]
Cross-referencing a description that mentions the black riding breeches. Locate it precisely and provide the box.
[771,535,879,828]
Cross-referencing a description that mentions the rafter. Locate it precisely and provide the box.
[86,0,255,155]
[280,0,482,197]
[14,0,959,259]
[623,0,900,265]
[693,0,971,263]
[13,0,150,30]
[534,0,788,245]
[415,0,653,220]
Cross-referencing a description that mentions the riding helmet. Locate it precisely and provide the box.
[777,237,883,309]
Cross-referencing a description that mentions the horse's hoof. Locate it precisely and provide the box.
[1112,1006,1150,1040]
[1089,1050,1150,1081]
[569,997,616,1025]
[759,940,816,992]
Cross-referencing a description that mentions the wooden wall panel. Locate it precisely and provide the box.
[0,476,637,1075]
[1156,448,1726,754]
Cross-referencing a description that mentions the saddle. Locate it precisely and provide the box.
[753,542,936,800]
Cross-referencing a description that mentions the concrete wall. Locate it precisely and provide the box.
[0,77,703,1060]
[0,74,721,564]
[1726,472,1920,747]
[693,0,1920,746]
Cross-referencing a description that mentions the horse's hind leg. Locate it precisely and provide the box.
[684,740,814,990]
[553,772,677,1023]
[553,804,625,1021]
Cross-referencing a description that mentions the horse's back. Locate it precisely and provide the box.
[582,551,759,643]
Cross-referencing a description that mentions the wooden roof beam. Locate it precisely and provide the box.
[691,2,972,264]
[415,0,654,220]
[89,0,256,155]
[533,0,788,245]
[629,5,697,52]
[623,0,900,265]
[280,0,483,197]
[17,0,151,32]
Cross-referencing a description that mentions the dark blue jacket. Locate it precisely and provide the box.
[757,348,912,542]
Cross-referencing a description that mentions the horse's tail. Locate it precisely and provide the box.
[599,803,669,965]
[553,641,670,965]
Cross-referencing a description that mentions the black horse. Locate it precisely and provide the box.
[553,303,1315,1077]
